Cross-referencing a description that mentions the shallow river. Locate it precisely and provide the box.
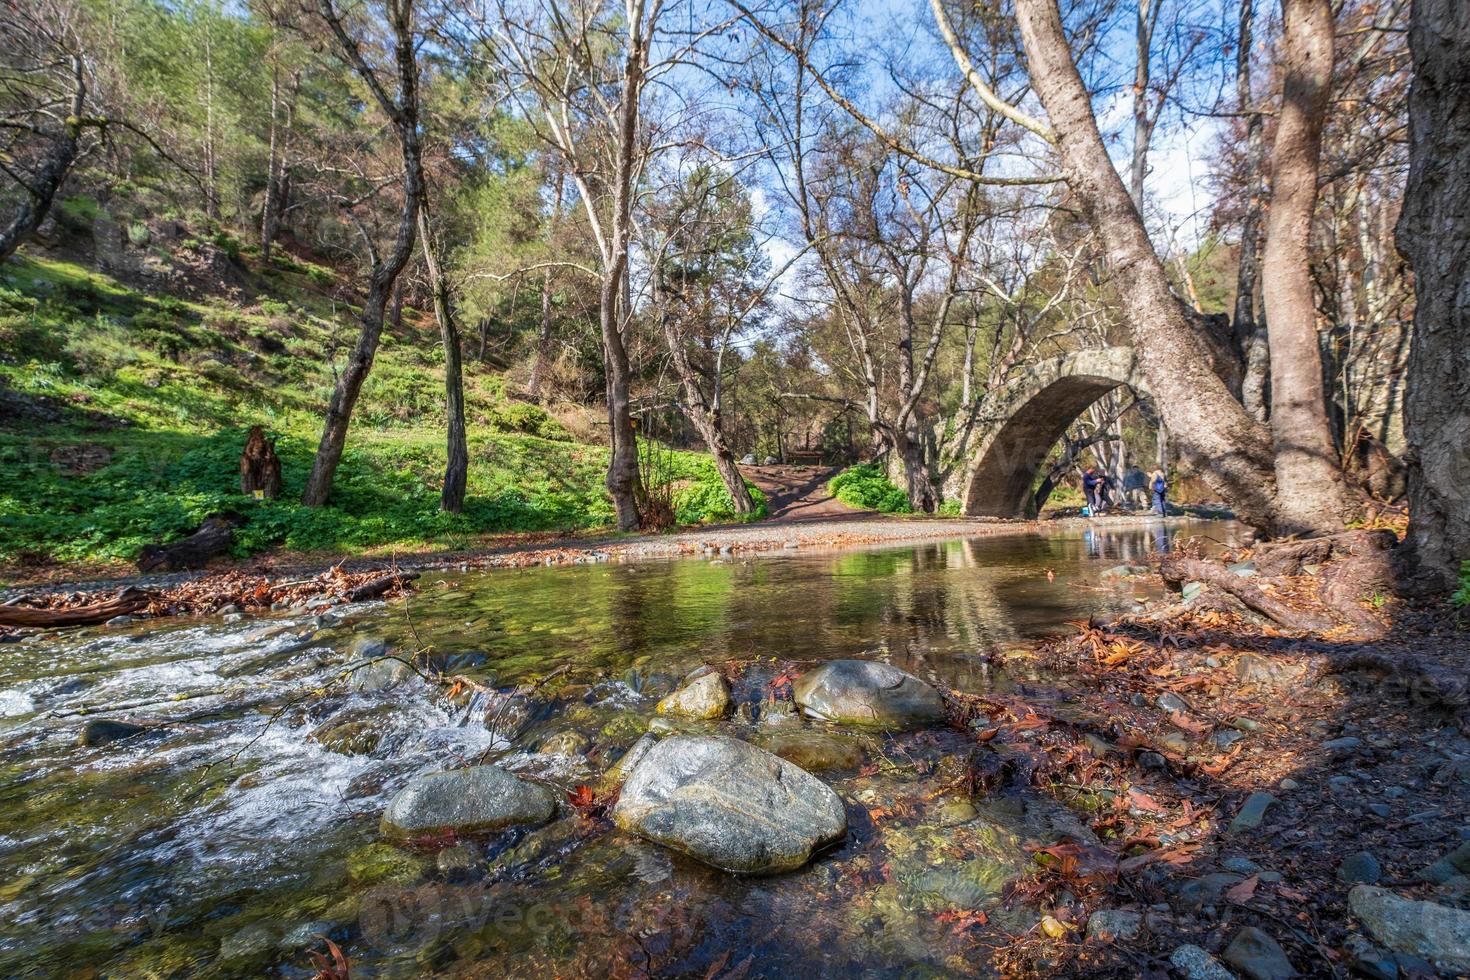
[0,518,1239,978]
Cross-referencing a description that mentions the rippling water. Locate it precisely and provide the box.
[0,518,1238,978]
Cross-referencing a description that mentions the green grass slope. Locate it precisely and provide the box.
[0,228,757,577]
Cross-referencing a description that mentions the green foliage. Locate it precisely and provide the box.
[827,463,911,513]
[1454,561,1470,608]
[0,428,620,566]
[487,399,569,440]
[667,456,767,525]
[56,195,103,224]
[1042,484,1086,510]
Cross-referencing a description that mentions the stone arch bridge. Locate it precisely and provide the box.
[960,346,1149,518]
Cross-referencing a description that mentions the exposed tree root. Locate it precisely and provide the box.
[1159,553,1332,632]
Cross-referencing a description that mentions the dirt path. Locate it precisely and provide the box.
[739,464,855,521]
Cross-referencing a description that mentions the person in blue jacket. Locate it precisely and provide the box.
[1150,469,1168,515]
[1082,467,1104,514]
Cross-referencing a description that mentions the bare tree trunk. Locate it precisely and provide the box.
[1128,0,1162,208]
[1232,0,1268,372]
[1241,329,1271,421]
[418,206,467,513]
[0,57,84,264]
[260,68,296,262]
[1395,0,1470,590]
[261,64,282,261]
[528,269,554,400]
[658,311,756,515]
[1260,0,1350,534]
[302,0,423,507]
[1013,0,1278,530]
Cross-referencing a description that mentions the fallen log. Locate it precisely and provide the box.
[0,586,156,628]
[1159,553,1332,633]
[344,570,420,603]
[137,514,243,572]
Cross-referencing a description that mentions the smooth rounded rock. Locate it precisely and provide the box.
[381,766,556,838]
[612,735,846,874]
[655,671,729,720]
[1223,926,1297,979]
[1338,851,1382,884]
[1349,885,1470,970]
[793,660,944,730]
[78,718,150,747]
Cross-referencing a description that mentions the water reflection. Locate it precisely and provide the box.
[386,518,1236,695]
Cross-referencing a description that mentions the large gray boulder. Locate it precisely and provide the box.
[613,735,846,874]
[1348,885,1470,970]
[381,766,556,838]
[793,660,945,730]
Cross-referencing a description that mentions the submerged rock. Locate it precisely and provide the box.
[310,705,402,756]
[793,660,944,730]
[537,730,590,756]
[655,671,729,720]
[757,699,804,729]
[612,735,846,874]
[77,718,151,747]
[1349,885,1470,970]
[381,766,556,838]
[904,856,1013,911]
[760,731,864,773]
[347,656,416,693]
[935,801,978,827]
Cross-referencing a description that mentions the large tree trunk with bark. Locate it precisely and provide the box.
[1260,0,1351,534]
[1395,0,1470,590]
[301,1,423,507]
[1013,0,1278,531]
[418,206,467,513]
[896,424,939,513]
[601,275,641,531]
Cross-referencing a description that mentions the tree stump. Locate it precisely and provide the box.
[240,425,282,499]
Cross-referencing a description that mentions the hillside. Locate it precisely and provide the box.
[0,205,753,581]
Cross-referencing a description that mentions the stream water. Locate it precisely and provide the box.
[0,518,1240,978]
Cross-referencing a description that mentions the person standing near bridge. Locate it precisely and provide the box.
[1082,467,1105,514]
[1150,469,1168,515]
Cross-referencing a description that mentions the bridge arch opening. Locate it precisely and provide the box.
[960,349,1149,519]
